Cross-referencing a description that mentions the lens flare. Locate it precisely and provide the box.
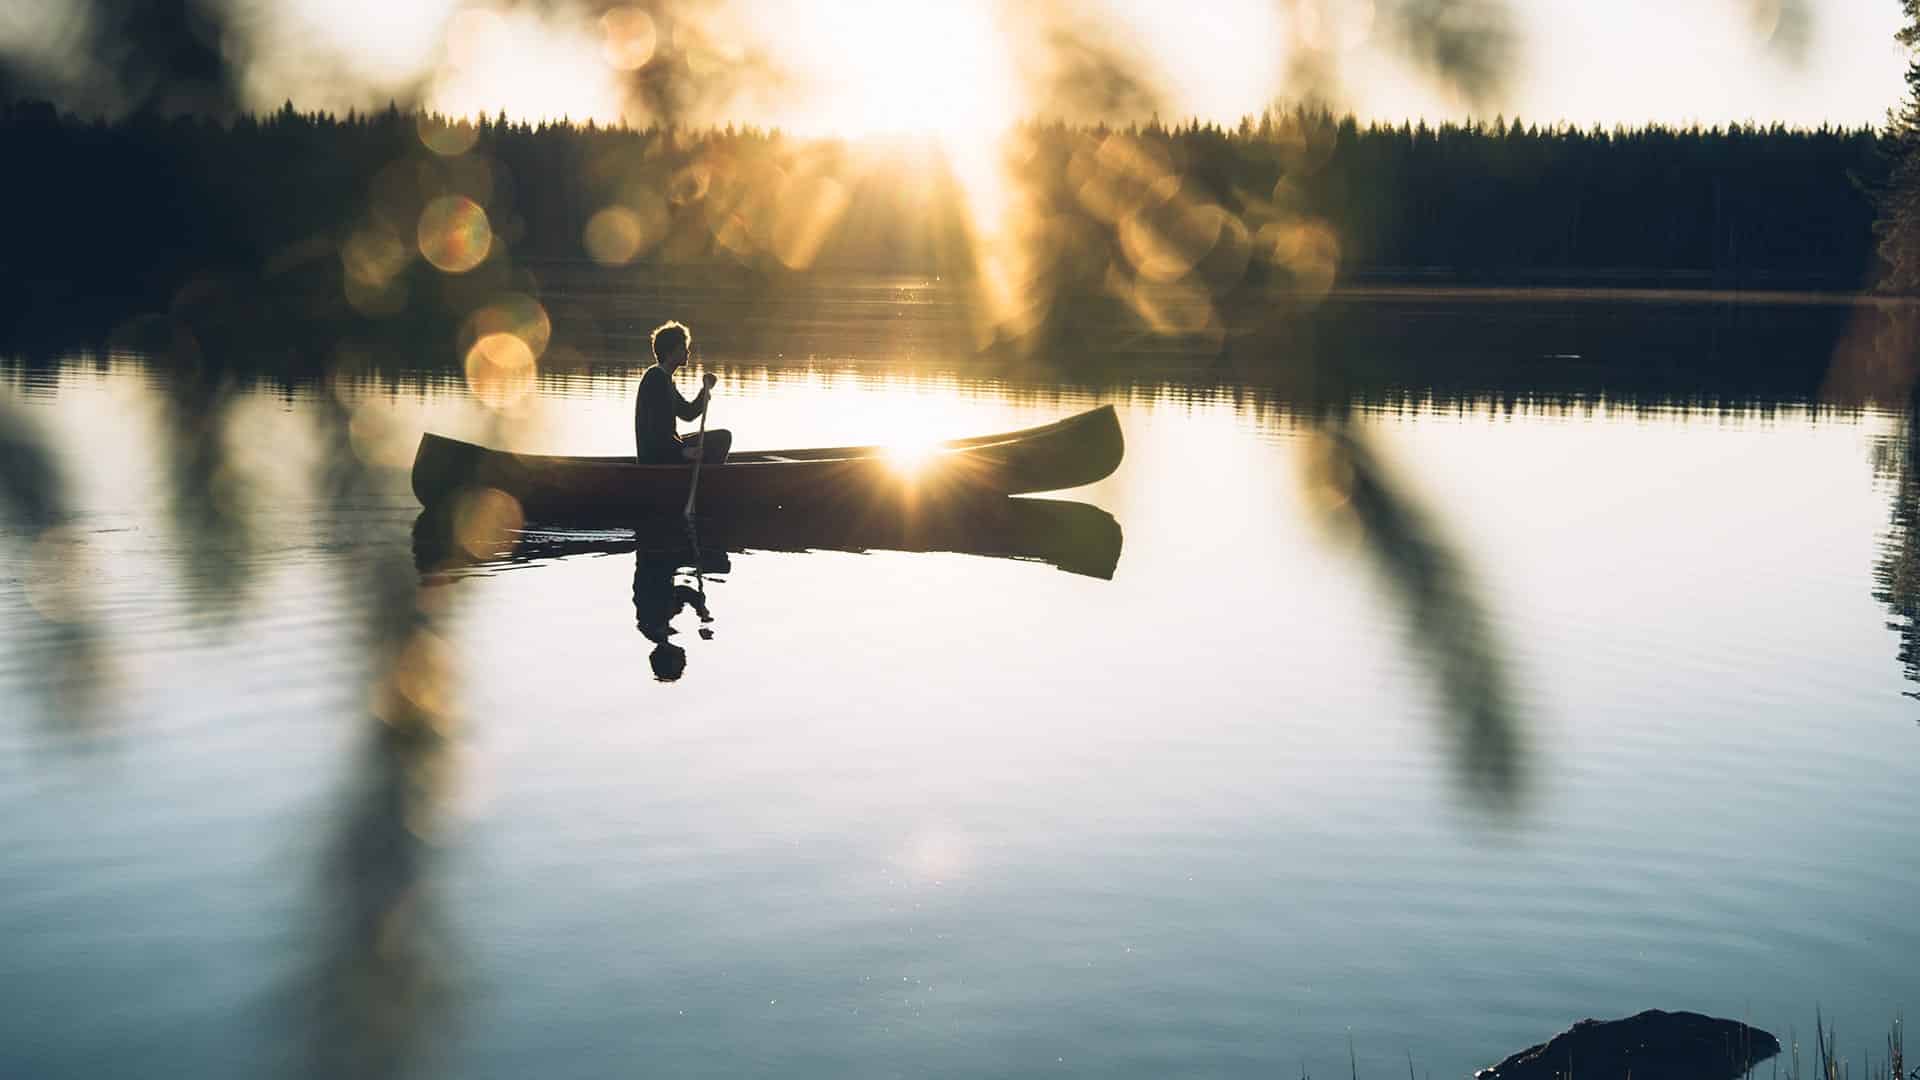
[462,294,551,360]
[463,331,537,410]
[584,206,646,265]
[417,112,479,156]
[417,195,492,273]
[599,7,657,71]
[373,627,457,734]
[1119,200,1227,283]
[1260,218,1342,300]
[450,486,525,560]
[883,437,940,474]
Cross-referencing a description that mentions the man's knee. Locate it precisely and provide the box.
[701,429,732,462]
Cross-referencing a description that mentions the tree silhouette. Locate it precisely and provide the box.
[1876,3,1920,291]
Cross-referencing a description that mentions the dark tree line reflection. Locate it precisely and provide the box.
[1874,407,1920,704]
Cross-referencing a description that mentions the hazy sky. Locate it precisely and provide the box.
[1423,0,1909,127]
[1135,0,1910,129]
[0,0,1911,129]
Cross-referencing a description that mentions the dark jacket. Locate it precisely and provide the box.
[634,364,705,462]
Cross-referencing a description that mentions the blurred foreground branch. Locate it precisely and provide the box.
[1303,418,1527,808]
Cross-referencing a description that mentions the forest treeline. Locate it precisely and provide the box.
[0,98,1888,336]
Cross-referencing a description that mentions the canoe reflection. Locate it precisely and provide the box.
[414,497,1121,685]
[412,496,1123,581]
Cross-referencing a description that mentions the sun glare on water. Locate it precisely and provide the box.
[882,437,942,475]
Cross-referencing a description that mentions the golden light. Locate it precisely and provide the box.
[1119,200,1230,283]
[1260,219,1342,300]
[463,332,538,410]
[882,437,941,475]
[583,206,646,265]
[226,0,461,115]
[463,294,552,360]
[417,112,479,156]
[753,2,1017,140]
[428,6,627,125]
[372,627,458,734]
[599,6,658,71]
[416,195,492,273]
[450,486,526,561]
[770,175,850,270]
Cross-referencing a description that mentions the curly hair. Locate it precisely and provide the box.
[650,320,691,361]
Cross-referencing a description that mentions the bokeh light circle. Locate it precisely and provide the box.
[451,486,526,561]
[417,113,479,157]
[417,195,493,274]
[584,206,645,265]
[600,7,658,70]
[463,331,538,410]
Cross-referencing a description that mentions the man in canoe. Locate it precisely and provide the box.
[635,320,732,465]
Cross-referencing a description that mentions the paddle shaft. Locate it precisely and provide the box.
[683,386,710,518]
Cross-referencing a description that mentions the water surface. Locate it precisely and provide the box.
[2,287,1916,1079]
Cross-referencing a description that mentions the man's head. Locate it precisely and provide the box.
[649,642,687,681]
[651,320,691,371]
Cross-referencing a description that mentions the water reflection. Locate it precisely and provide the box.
[634,545,725,682]
[412,497,1122,688]
[0,401,106,724]
[1302,419,1524,807]
[6,347,1920,1078]
[300,709,458,1080]
[412,498,1125,583]
[1873,407,1920,702]
[298,396,478,1079]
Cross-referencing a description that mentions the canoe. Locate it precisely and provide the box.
[411,404,1123,520]
[413,496,1123,580]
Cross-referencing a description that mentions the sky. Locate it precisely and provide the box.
[1473,0,1908,128]
[0,0,1910,131]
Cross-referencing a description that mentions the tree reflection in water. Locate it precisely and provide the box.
[292,388,510,1078]
[1,400,110,725]
[1873,407,1920,704]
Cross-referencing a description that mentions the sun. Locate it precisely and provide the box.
[761,1,1019,141]
[427,7,628,124]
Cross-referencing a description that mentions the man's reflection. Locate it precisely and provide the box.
[632,547,728,682]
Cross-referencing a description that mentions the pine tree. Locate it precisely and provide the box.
[1875,1,1920,290]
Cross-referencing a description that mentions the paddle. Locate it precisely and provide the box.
[683,371,716,519]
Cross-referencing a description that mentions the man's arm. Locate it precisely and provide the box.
[674,373,715,421]
[674,384,708,422]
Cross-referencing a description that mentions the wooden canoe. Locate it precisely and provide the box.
[411,404,1124,520]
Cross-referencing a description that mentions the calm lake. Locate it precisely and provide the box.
[2,280,1916,1078]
